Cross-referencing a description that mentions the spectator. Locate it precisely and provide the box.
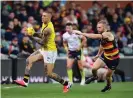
[2,12,15,28]
[13,3,21,16]
[8,12,16,23]
[35,8,44,25]
[19,36,35,58]
[80,10,89,29]
[124,2,133,14]
[55,33,66,56]
[8,37,19,83]
[18,7,28,22]
[17,21,28,44]
[51,1,60,12]
[26,1,35,17]
[63,9,78,25]
[28,16,36,26]
[52,12,63,32]
[86,23,94,33]
[13,18,21,34]
[123,17,133,36]
[117,8,124,24]
[1,38,10,55]
[110,13,120,32]
[91,14,100,33]
[8,37,19,59]
[5,21,15,41]
[99,13,107,21]
[116,29,124,50]
[105,8,115,23]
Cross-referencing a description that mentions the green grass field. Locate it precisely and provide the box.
[1,82,133,98]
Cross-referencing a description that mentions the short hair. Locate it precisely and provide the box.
[46,11,52,16]
[66,22,73,26]
[43,10,52,19]
[98,20,108,25]
[98,20,110,30]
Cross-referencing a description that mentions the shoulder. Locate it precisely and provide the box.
[63,32,68,38]
[102,32,114,41]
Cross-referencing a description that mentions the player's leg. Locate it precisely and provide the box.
[44,63,69,86]
[24,50,43,82]
[101,56,120,92]
[14,50,43,87]
[101,69,114,92]
[85,58,105,84]
[44,63,70,93]
[77,60,85,85]
[66,58,75,83]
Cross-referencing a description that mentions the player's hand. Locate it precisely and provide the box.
[73,30,82,35]
[92,55,99,61]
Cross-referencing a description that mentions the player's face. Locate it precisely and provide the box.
[97,23,104,33]
[66,25,73,33]
[42,12,49,23]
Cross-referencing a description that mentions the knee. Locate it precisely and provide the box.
[26,58,30,65]
[26,58,32,65]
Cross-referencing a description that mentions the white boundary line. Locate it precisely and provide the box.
[2,86,23,89]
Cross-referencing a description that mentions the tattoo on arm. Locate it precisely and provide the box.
[33,33,42,38]
[30,28,51,46]
[31,37,44,45]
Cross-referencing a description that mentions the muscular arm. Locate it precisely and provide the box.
[30,37,44,45]
[74,30,109,39]
[80,33,108,39]
[32,33,42,38]
[31,28,51,45]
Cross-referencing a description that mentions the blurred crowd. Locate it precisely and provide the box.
[1,1,133,59]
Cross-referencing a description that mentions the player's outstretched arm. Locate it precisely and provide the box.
[74,31,109,39]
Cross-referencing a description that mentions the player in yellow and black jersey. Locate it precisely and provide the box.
[14,11,71,93]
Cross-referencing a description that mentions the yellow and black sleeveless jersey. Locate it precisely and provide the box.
[100,38,119,60]
[41,22,57,51]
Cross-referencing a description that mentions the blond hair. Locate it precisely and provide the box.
[98,20,110,31]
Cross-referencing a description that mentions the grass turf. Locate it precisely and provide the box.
[1,82,133,98]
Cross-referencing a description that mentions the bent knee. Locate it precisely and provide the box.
[26,58,33,65]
